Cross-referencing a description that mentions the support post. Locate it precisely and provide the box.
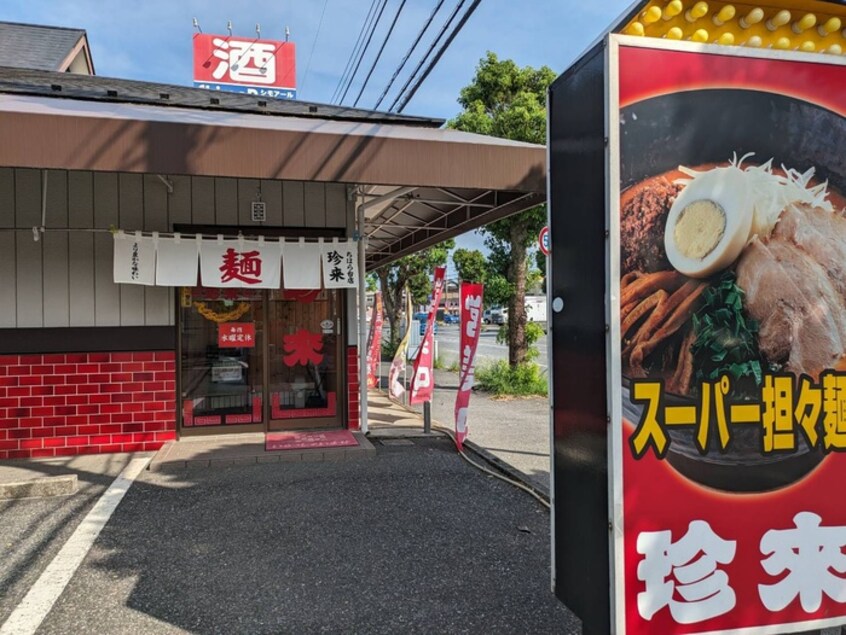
[353,185,417,434]
[423,400,431,434]
[357,200,369,435]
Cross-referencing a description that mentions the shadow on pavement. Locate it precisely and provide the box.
[0,453,138,625]
[33,439,580,634]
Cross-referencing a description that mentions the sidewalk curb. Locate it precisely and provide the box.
[462,440,550,505]
[0,474,78,500]
[369,389,550,505]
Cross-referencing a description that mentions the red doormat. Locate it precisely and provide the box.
[265,429,359,452]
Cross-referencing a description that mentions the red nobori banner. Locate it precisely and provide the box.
[192,33,296,98]
[388,288,413,400]
[613,40,846,634]
[218,322,255,348]
[454,283,483,450]
[410,266,446,405]
[366,292,383,389]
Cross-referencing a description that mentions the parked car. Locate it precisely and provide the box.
[413,312,438,336]
[442,313,459,324]
[491,307,508,325]
[482,309,492,324]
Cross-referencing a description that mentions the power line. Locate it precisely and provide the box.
[373,0,446,111]
[388,0,466,112]
[395,0,483,113]
[330,0,380,104]
[301,0,330,95]
[352,0,408,108]
[331,0,379,103]
[337,0,390,105]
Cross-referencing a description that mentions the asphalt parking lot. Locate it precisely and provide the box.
[3,439,579,634]
[0,454,137,629]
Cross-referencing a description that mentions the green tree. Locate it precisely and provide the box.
[452,248,487,283]
[377,240,454,348]
[449,52,554,366]
[452,247,512,309]
[366,273,378,293]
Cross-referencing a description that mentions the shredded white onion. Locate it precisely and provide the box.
[675,152,834,239]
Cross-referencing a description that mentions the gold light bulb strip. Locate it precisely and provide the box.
[642,5,664,23]
[663,0,683,19]
[766,10,791,31]
[792,13,816,33]
[818,17,840,36]
[686,2,710,22]
[740,8,765,28]
[620,1,846,56]
[714,5,736,26]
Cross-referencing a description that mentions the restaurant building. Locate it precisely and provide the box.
[0,22,545,459]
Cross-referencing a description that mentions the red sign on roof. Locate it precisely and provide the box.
[193,33,296,99]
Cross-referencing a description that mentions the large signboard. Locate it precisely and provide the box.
[192,33,296,99]
[611,38,846,634]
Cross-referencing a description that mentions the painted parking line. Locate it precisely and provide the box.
[0,456,151,635]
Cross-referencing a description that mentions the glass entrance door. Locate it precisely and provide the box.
[179,288,265,431]
[266,289,343,430]
[179,287,345,433]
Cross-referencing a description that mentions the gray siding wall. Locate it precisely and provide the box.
[0,168,354,328]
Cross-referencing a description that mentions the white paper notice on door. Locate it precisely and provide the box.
[281,240,322,289]
[321,239,359,289]
[199,237,281,288]
[155,234,199,286]
[113,231,156,285]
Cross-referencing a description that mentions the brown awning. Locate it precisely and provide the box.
[0,90,546,269]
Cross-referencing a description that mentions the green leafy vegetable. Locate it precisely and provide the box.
[691,272,765,396]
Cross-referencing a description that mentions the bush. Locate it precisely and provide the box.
[495,321,544,362]
[381,339,399,360]
[474,360,548,397]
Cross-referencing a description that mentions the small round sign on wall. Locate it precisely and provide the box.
[538,226,550,256]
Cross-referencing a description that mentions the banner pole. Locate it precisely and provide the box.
[357,202,369,435]
[423,400,431,434]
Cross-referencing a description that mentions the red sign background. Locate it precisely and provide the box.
[218,322,255,348]
[617,43,846,634]
[193,33,296,89]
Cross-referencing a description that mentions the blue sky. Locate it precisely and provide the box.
[3,0,634,267]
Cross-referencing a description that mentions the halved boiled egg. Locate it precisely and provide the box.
[664,167,754,278]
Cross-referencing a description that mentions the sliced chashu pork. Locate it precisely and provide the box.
[772,204,846,298]
[737,205,846,378]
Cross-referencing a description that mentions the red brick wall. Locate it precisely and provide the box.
[0,351,176,460]
[347,346,360,430]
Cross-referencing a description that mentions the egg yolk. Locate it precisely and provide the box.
[673,200,726,259]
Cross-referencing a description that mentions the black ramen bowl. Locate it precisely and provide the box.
[620,89,846,493]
